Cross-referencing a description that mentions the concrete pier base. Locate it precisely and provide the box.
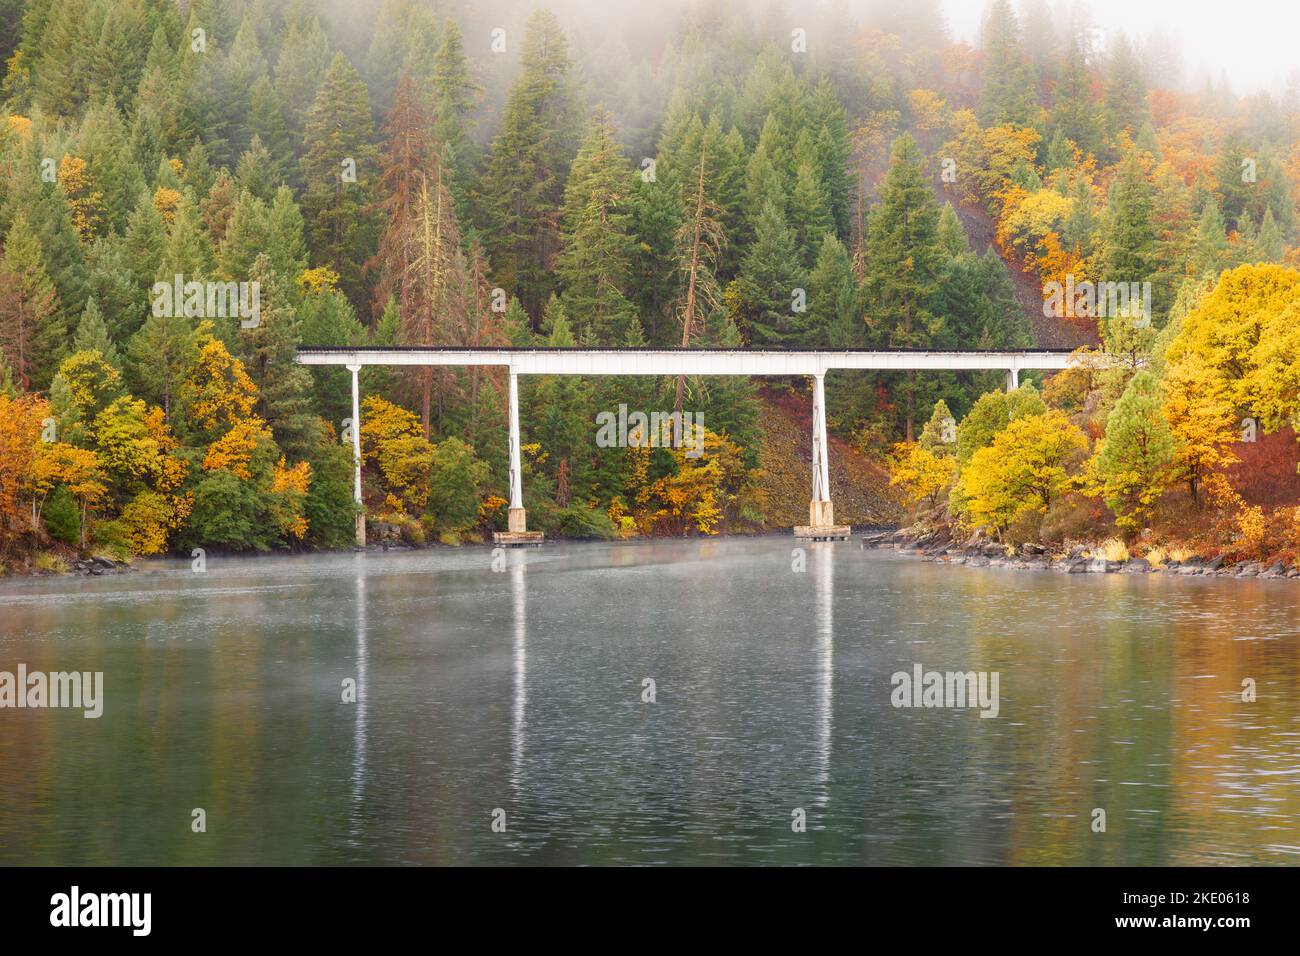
[508,507,528,533]
[809,500,835,527]
[495,507,543,546]
[794,501,849,540]
[794,525,851,541]
[494,531,544,547]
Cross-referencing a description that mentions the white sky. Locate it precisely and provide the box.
[940,0,1300,95]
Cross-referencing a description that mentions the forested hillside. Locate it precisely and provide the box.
[2,0,1299,566]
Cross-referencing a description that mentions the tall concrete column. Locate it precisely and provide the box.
[1007,366,1020,391]
[507,370,526,533]
[347,364,365,547]
[809,373,833,528]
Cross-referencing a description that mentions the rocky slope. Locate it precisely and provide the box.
[753,388,904,528]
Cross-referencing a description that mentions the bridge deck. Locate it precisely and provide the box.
[295,347,1078,376]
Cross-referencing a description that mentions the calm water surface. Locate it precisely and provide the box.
[1,537,1298,865]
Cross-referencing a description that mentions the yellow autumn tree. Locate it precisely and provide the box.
[180,338,258,436]
[1161,264,1300,503]
[203,416,273,480]
[57,154,106,243]
[953,411,1089,535]
[628,429,744,535]
[153,186,181,223]
[93,396,187,489]
[30,441,107,548]
[0,393,48,545]
[270,457,312,540]
[359,395,435,513]
[889,441,955,508]
[119,490,193,556]
[296,267,340,296]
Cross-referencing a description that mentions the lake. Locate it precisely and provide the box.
[1,536,1297,865]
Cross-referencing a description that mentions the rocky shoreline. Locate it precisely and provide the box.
[860,528,1300,579]
[69,555,136,576]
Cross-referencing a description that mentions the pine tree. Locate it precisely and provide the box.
[300,285,367,425]
[89,0,151,107]
[936,203,968,258]
[76,98,147,234]
[556,108,640,345]
[1212,135,1253,233]
[85,234,145,344]
[430,17,481,222]
[789,150,833,269]
[182,141,215,200]
[159,194,214,281]
[123,191,165,293]
[530,296,594,507]
[744,115,788,228]
[1104,34,1149,144]
[628,164,685,345]
[32,0,99,117]
[1094,369,1173,529]
[264,187,309,281]
[862,134,944,436]
[201,168,239,244]
[371,73,439,325]
[231,135,277,204]
[1257,208,1286,262]
[978,0,1038,128]
[669,123,726,419]
[126,310,200,422]
[402,172,470,436]
[300,51,378,308]
[808,77,854,238]
[736,201,805,347]
[273,14,331,168]
[238,254,321,458]
[0,212,60,389]
[1191,197,1228,277]
[478,9,579,319]
[249,76,293,185]
[1103,150,1157,289]
[919,399,957,456]
[221,17,269,162]
[72,297,121,368]
[503,299,533,347]
[1050,34,1101,158]
[808,234,859,348]
[3,135,90,338]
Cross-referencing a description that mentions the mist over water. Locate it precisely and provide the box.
[2,538,1296,865]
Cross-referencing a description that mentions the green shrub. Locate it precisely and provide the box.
[556,504,616,540]
[304,441,360,549]
[183,471,270,551]
[89,519,132,561]
[44,486,80,546]
[426,437,489,533]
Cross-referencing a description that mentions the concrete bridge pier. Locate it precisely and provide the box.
[347,364,366,548]
[1006,365,1020,390]
[796,373,850,541]
[496,370,544,547]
